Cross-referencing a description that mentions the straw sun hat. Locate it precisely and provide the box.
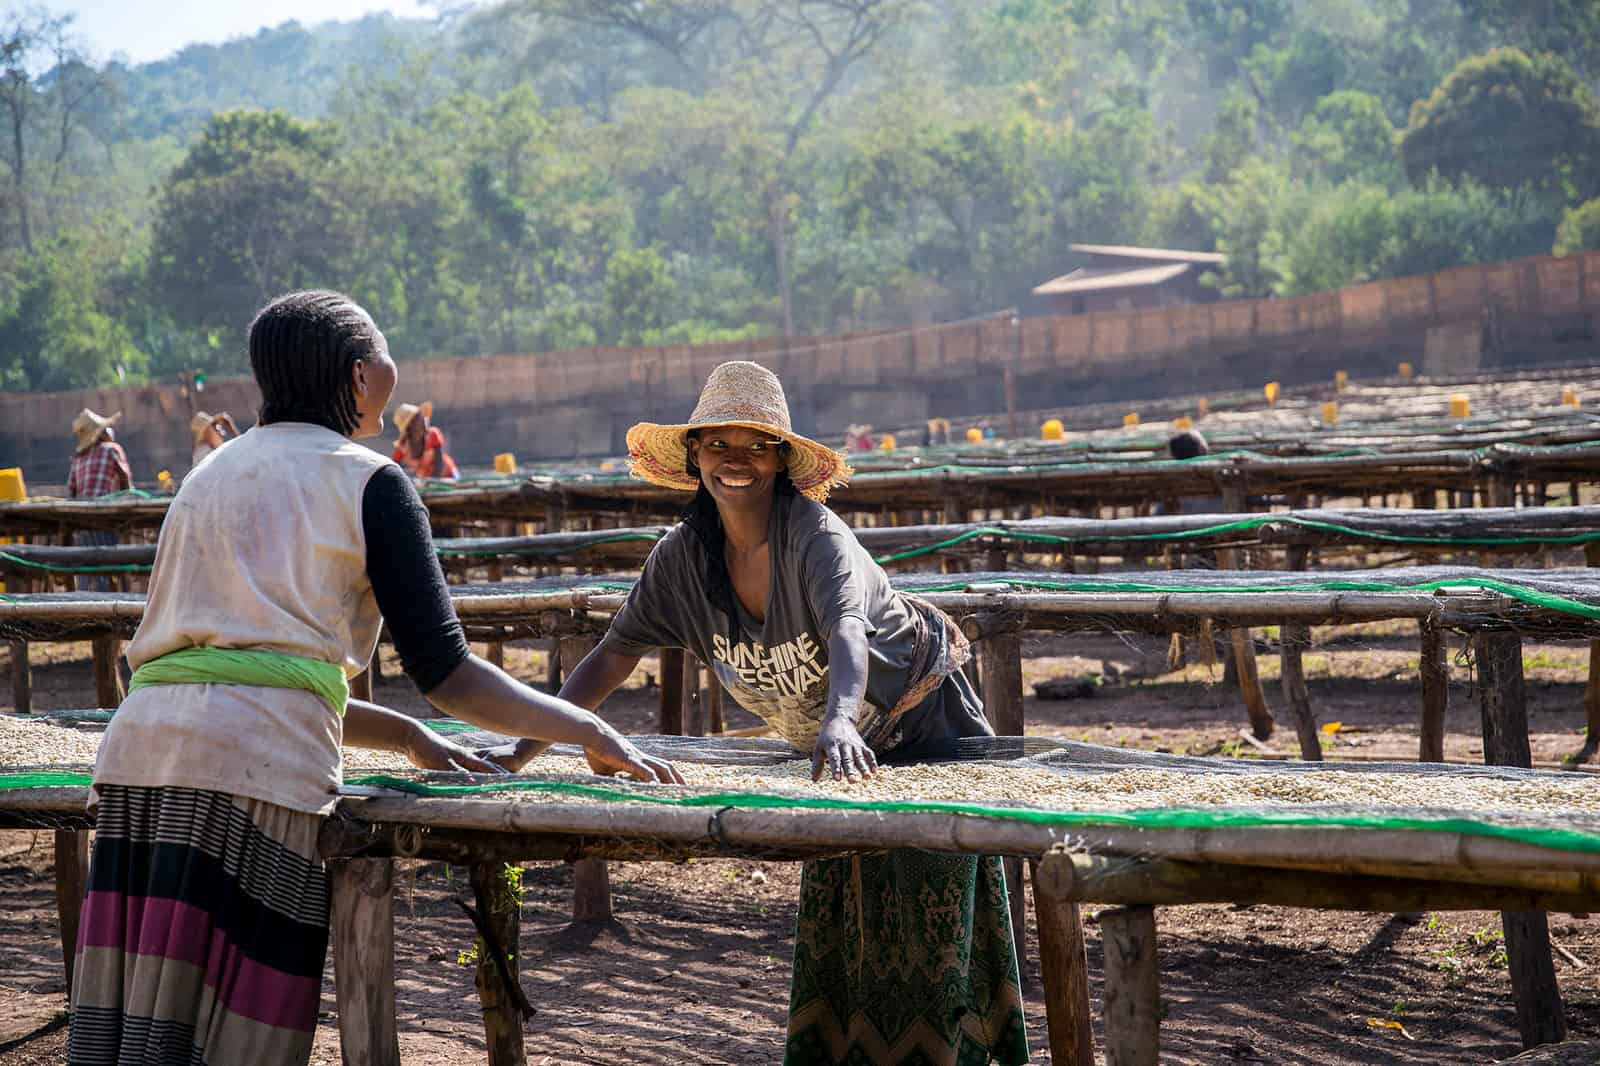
[627,361,852,502]
[393,400,433,437]
[71,408,121,454]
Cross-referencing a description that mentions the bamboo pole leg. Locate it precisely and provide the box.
[1475,631,1567,1050]
[1419,620,1449,763]
[330,858,401,1066]
[658,649,685,735]
[54,829,88,995]
[1030,858,1096,1066]
[1101,905,1160,1066]
[8,638,31,713]
[485,557,506,668]
[976,624,1028,987]
[470,863,527,1065]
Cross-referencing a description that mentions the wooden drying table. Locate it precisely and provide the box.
[4,750,1596,1065]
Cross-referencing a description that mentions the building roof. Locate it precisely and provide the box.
[1032,262,1193,297]
[1068,243,1227,264]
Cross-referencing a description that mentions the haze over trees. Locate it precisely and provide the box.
[1,0,1599,391]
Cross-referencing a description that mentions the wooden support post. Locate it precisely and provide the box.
[1219,486,1273,740]
[1030,855,1096,1066]
[1475,631,1568,1051]
[706,671,725,735]
[1279,545,1319,760]
[1419,620,1449,763]
[330,858,401,1066]
[91,635,123,707]
[683,655,705,737]
[559,635,612,927]
[985,547,1008,575]
[972,615,1028,987]
[54,829,87,994]
[1584,542,1600,762]
[1278,625,1319,760]
[1101,905,1160,1066]
[470,863,527,1065]
[545,639,562,693]
[8,639,31,713]
[658,648,685,735]
[486,557,506,668]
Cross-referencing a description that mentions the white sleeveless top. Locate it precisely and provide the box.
[94,423,395,814]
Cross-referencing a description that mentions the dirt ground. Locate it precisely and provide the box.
[4,625,1600,1064]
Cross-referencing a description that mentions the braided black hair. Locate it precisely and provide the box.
[250,290,381,435]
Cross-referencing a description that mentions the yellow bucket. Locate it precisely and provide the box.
[1562,386,1581,408]
[494,452,517,474]
[1321,401,1339,425]
[965,427,984,444]
[1264,382,1280,405]
[1449,394,1471,418]
[1123,412,1140,427]
[1398,362,1414,379]
[0,467,24,503]
[1334,370,1348,391]
[1173,416,1194,431]
[878,433,896,451]
[1040,418,1065,441]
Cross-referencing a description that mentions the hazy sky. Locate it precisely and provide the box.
[64,0,436,65]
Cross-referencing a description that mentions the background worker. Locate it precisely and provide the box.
[392,399,459,480]
[66,408,132,592]
[189,410,240,467]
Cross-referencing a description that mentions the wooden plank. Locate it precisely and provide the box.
[1419,620,1449,763]
[1279,545,1319,759]
[683,655,705,737]
[8,639,30,713]
[1030,857,1096,1066]
[330,858,401,1066]
[1101,905,1160,1066]
[53,829,88,994]
[1475,631,1568,1051]
[470,863,527,1065]
[1585,542,1600,763]
[559,635,611,927]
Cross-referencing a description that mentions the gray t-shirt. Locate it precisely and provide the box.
[603,493,990,754]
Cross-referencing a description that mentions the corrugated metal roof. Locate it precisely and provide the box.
[1068,243,1226,265]
[1032,262,1193,296]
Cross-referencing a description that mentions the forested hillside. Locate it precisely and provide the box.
[2,0,1599,392]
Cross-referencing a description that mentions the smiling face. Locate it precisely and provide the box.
[688,425,787,510]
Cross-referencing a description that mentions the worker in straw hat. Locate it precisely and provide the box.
[189,410,240,468]
[71,290,680,1066]
[67,407,133,592]
[486,360,1029,1066]
[391,399,459,480]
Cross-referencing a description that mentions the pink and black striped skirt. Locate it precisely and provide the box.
[68,785,329,1066]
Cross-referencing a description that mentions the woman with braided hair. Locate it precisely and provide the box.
[70,290,681,1066]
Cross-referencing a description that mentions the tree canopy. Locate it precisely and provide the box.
[0,1,1593,391]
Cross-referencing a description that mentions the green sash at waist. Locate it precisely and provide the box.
[129,646,349,716]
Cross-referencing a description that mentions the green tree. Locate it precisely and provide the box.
[0,236,145,391]
[147,110,347,344]
[1400,48,1600,198]
[1292,90,1398,186]
[1554,198,1600,256]
[605,245,675,344]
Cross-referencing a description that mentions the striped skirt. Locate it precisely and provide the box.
[68,785,329,1066]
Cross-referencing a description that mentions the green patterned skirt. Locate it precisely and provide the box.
[784,849,1031,1066]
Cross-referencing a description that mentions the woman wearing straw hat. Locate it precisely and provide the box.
[392,399,459,480]
[70,291,681,1066]
[492,360,1029,1065]
[189,410,240,468]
